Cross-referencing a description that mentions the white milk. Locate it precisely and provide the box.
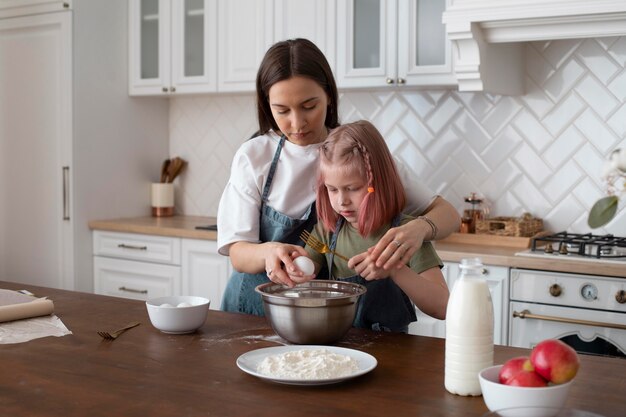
[444,258,494,396]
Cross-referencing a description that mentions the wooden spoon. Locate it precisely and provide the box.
[160,159,171,183]
[167,157,187,183]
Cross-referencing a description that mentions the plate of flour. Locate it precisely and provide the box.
[236,345,377,385]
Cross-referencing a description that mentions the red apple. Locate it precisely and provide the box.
[499,356,534,384]
[530,339,580,384]
[506,369,548,387]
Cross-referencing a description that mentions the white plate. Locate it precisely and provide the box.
[236,345,377,386]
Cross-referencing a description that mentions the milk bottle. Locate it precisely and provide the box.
[444,258,494,396]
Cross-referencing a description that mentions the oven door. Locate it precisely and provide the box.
[509,301,626,358]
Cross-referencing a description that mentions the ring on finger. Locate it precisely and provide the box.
[392,240,401,248]
[267,268,273,276]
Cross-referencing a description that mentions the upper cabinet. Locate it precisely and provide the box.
[129,0,218,95]
[216,0,273,93]
[336,0,455,89]
[130,0,333,95]
[273,0,336,72]
[130,0,457,95]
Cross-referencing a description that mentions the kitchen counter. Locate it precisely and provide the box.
[434,241,625,278]
[89,216,624,278]
[88,215,218,240]
[1,281,624,417]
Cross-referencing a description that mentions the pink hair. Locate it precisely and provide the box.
[316,120,406,236]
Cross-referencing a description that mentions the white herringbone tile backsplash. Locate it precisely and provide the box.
[170,38,626,235]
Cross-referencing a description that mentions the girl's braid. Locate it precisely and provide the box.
[353,140,374,188]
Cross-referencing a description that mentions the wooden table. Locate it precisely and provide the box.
[0,281,623,417]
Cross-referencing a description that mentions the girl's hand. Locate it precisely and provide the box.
[264,244,309,287]
[348,251,389,281]
[368,220,428,270]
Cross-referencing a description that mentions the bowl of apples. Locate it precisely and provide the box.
[479,339,580,417]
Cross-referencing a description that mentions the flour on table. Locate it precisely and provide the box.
[257,348,360,379]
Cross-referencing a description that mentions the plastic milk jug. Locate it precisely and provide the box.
[444,258,494,396]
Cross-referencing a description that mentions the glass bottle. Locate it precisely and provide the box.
[445,258,494,396]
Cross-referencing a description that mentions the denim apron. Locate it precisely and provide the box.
[328,216,417,333]
[220,135,318,316]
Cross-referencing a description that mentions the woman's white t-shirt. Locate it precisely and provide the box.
[217,131,435,255]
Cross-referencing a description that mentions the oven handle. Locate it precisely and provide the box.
[513,310,626,331]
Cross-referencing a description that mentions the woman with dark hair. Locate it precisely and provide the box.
[217,39,459,316]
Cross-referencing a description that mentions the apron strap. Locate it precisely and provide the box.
[260,135,286,205]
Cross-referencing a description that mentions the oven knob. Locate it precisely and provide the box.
[616,290,626,304]
[549,284,562,297]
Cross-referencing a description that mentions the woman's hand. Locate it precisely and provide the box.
[368,196,461,270]
[264,244,311,287]
[368,219,429,271]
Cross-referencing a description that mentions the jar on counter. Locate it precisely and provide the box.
[461,193,485,233]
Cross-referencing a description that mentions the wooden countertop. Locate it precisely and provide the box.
[88,217,624,278]
[89,215,218,240]
[1,281,624,417]
[434,241,625,278]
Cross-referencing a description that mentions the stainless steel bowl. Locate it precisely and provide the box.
[255,280,367,344]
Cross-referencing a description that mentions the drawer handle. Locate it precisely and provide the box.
[118,286,148,294]
[117,244,148,250]
[513,309,626,330]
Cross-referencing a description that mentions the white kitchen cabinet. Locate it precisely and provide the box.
[0,1,168,291]
[129,0,218,95]
[217,0,273,92]
[94,257,182,301]
[218,0,335,92]
[182,239,231,310]
[131,0,334,95]
[408,262,453,338]
[336,0,456,89]
[409,261,510,346]
[273,0,336,73]
[93,231,182,300]
[0,0,69,18]
[93,231,230,309]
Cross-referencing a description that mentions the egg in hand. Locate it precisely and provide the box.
[293,256,315,275]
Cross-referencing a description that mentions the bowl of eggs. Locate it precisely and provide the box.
[146,296,210,334]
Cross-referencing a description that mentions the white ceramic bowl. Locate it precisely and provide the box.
[146,296,210,334]
[479,365,573,417]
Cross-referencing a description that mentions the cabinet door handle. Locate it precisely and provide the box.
[513,309,626,330]
[397,78,406,85]
[62,166,70,220]
[117,244,148,250]
[385,77,395,84]
[118,286,148,294]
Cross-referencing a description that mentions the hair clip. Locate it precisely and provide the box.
[367,187,374,193]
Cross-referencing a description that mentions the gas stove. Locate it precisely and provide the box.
[516,232,626,264]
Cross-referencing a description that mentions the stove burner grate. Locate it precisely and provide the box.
[531,232,626,259]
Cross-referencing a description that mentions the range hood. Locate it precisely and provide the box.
[443,0,626,94]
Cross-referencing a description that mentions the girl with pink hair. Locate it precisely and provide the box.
[292,120,449,331]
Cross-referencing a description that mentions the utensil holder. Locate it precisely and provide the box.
[151,183,174,217]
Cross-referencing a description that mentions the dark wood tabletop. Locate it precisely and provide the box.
[0,281,623,417]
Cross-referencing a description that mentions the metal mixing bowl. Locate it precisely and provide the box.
[255,280,367,344]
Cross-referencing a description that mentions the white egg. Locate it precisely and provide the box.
[293,256,315,275]
[160,303,174,308]
[176,302,192,308]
